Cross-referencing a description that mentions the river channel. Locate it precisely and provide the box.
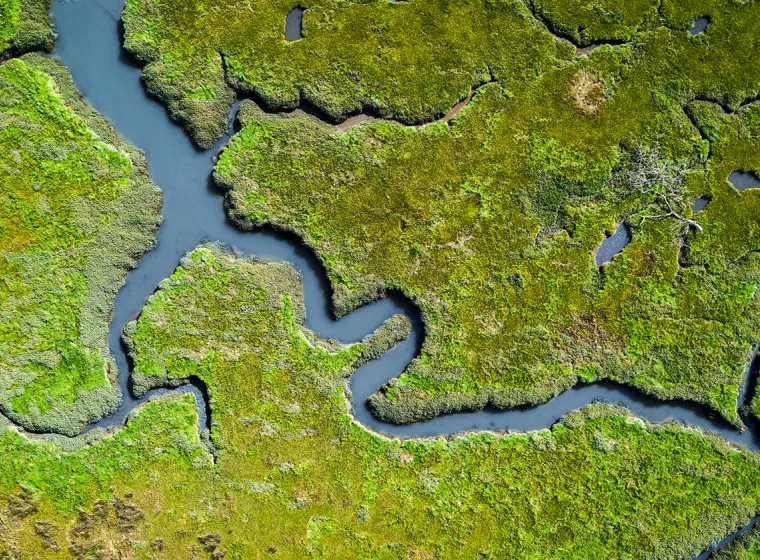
[46,0,760,554]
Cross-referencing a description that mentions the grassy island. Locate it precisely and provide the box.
[1,244,759,558]
[213,0,760,426]
[0,54,162,435]
[0,0,53,59]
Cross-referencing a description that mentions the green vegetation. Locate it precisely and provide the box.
[0,0,54,59]
[0,54,162,435]
[122,0,575,148]
[214,0,760,426]
[2,2,759,556]
[122,0,760,148]
[530,0,659,44]
[124,242,409,397]
[2,243,760,558]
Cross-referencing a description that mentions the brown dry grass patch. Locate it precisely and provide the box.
[570,71,606,114]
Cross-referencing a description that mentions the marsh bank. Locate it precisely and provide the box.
[50,0,760,446]
[38,0,760,555]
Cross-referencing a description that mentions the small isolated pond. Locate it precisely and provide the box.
[692,196,710,213]
[286,7,305,41]
[596,222,631,266]
[689,16,710,36]
[729,170,760,192]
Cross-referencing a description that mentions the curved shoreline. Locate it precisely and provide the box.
[45,0,760,450]
[0,0,746,555]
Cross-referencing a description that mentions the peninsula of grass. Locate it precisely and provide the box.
[122,0,576,148]
[214,0,760,426]
[2,243,759,558]
[0,54,162,435]
[0,0,53,59]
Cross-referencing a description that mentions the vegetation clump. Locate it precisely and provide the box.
[2,244,760,558]
[0,0,54,59]
[0,55,162,435]
[214,0,760,426]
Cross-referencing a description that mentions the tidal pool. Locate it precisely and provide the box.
[692,196,711,213]
[285,6,304,41]
[729,170,760,192]
[690,16,711,36]
[595,222,631,266]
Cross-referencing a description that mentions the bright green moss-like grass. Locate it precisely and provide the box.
[122,0,574,148]
[0,0,21,54]
[0,0,53,59]
[215,0,760,426]
[3,243,760,558]
[0,55,162,435]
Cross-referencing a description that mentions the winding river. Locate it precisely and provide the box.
[43,0,760,555]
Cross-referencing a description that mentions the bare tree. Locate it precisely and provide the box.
[625,144,703,234]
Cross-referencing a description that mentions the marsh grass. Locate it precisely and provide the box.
[122,0,574,148]
[0,55,162,435]
[3,244,760,558]
[0,0,53,59]
[213,0,760,426]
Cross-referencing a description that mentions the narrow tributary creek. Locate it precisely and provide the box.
[46,0,760,555]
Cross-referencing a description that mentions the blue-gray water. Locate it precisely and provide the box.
[596,222,631,266]
[41,0,760,555]
[692,195,711,213]
[285,7,304,41]
[729,170,760,192]
[690,16,710,36]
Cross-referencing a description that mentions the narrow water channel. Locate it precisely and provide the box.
[48,1,760,554]
[51,0,760,447]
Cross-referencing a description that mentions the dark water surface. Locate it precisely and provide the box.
[48,0,760,554]
[596,222,631,266]
[285,7,305,41]
[692,195,711,213]
[729,170,760,192]
[690,16,711,36]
